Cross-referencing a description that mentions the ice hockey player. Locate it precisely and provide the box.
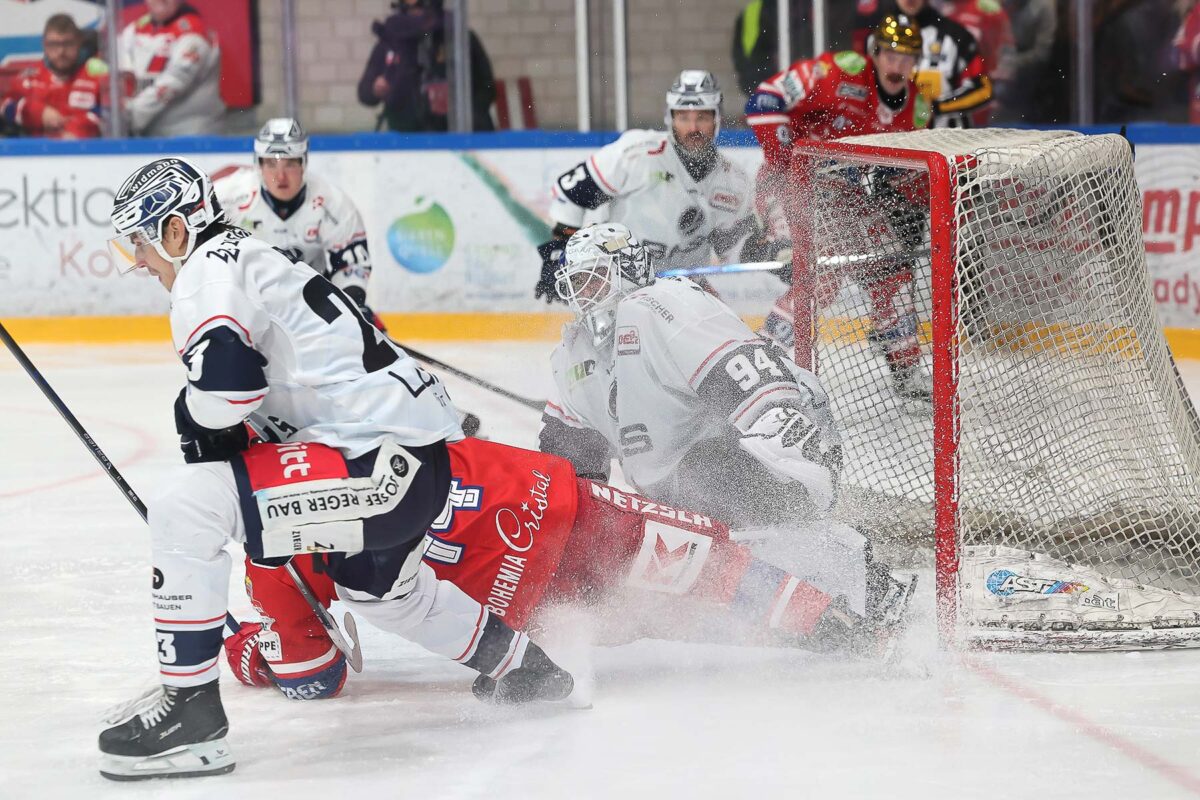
[224,437,917,700]
[535,70,783,302]
[854,0,992,129]
[98,157,573,780]
[539,222,842,532]
[215,118,378,325]
[745,14,934,402]
[216,117,482,436]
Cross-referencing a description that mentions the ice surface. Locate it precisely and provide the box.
[2,342,1199,799]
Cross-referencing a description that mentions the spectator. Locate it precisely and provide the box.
[1,14,107,139]
[993,0,1056,122]
[730,0,858,97]
[935,0,1014,124]
[1094,0,1184,123]
[358,0,495,132]
[1173,0,1200,122]
[118,0,224,136]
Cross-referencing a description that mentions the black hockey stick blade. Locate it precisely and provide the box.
[396,342,546,413]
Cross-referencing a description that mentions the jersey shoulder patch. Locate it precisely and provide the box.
[977,0,1002,12]
[833,51,867,76]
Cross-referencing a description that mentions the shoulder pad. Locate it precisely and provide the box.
[833,51,867,76]
[615,129,668,151]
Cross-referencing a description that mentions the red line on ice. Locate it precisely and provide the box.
[963,655,1200,797]
[0,405,158,499]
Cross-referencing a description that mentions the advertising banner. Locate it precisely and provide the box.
[2,139,1198,329]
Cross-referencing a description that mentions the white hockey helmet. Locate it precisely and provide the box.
[556,223,654,342]
[108,157,222,272]
[664,69,723,136]
[254,117,309,164]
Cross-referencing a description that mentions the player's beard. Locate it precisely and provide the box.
[883,73,907,92]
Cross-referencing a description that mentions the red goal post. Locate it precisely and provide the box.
[786,130,1200,650]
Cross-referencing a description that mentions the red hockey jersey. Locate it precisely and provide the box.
[745,49,931,172]
[0,58,107,138]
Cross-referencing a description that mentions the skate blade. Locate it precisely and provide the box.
[99,738,235,781]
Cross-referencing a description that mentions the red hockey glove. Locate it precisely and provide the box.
[224,622,274,689]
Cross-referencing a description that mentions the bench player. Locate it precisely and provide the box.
[98,158,573,781]
[746,14,935,402]
[224,437,917,701]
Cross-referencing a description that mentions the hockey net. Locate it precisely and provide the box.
[788,129,1200,649]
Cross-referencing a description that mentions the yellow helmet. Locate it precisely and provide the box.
[874,14,922,57]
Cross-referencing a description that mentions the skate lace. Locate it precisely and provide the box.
[101,684,178,728]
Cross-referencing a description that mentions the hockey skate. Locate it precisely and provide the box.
[471,643,575,705]
[99,680,234,781]
[890,363,933,404]
[803,571,919,661]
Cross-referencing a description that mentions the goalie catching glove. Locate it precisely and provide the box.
[534,223,578,303]
[738,406,841,512]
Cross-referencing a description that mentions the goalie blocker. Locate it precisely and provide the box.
[227,437,917,700]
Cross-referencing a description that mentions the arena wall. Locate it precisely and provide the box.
[1,126,1198,357]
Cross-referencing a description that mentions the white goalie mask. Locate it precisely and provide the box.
[556,223,654,344]
[665,69,723,140]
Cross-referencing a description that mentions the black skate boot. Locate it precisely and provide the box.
[471,642,574,705]
[99,680,234,781]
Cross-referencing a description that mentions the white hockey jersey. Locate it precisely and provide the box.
[214,167,372,299]
[549,130,757,270]
[544,277,836,496]
[118,9,224,137]
[171,227,461,458]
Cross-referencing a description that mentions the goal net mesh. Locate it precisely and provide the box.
[790,130,1200,643]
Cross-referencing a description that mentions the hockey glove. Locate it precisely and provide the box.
[174,388,250,464]
[738,406,841,512]
[224,622,274,688]
[535,240,567,304]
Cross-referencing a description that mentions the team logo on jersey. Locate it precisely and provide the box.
[567,359,596,385]
[390,454,409,477]
[626,519,713,594]
[152,567,164,590]
[985,570,1089,597]
[387,196,454,274]
[711,191,741,212]
[876,105,894,125]
[678,206,705,236]
[616,326,641,355]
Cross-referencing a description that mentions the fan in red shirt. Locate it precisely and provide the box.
[224,437,914,701]
[745,14,936,402]
[0,14,106,139]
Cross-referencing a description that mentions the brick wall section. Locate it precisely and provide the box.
[249,0,750,133]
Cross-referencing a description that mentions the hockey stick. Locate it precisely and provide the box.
[0,322,362,665]
[658,260,785,278]
[660,249,932,280]
[395,342,546,413]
